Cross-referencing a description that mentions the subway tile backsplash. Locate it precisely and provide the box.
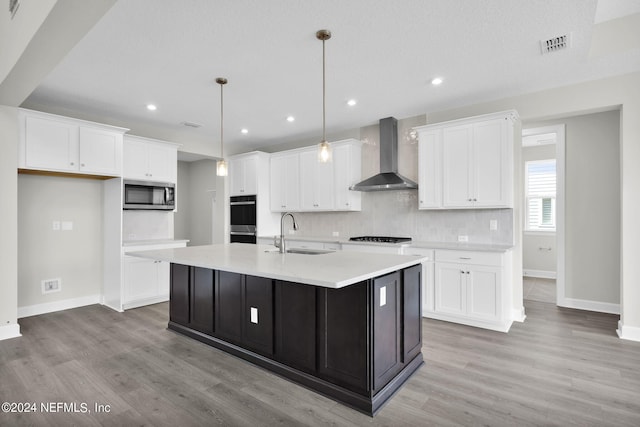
[291,190,513,245]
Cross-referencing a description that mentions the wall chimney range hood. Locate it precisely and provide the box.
[350,117,418,192]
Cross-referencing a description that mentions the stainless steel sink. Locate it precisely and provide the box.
[264,248,334,255]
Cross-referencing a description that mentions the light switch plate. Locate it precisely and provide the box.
[62,221,73,231]
[380,286,387,307]
[458,235,469,242]
[490,219,498,231]
[250,307,258,324]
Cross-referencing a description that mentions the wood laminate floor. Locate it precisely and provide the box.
[1,300,639,426]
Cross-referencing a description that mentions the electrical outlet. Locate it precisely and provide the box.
[490,219,498,231]
[458,235,469,242]
[52,221,60,231]
[332,231,339,237]
[42,278,62,294]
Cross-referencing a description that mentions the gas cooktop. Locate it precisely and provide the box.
[349,236,412,244]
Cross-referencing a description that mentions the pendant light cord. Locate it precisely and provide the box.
[220,82,224,159]
[322,37,326,143]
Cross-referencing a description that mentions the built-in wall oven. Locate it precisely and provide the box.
[230,195,257,243]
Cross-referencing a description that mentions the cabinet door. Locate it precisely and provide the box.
[243,275,274,355]
[274,281,316,373]
[300,150,334,211]
[24,116,78,172]
[418,130,442,209]
[79,127,122,176]
[191,267,214,335]
[123,139,149,179]
[270,153,300,211]
[434,263,466,315]
[229,157,245,196]
[242,156,258,195]
[333,143,361,211]
[215,271,243,344]
[472,119,508,207]
[372,272,402,392]
[442,124,473,207]
[170,264,190,326]
[317,282,369,394]
[402,265,422,363]
[467,265,500,322]
[146,144,175,182]
[123,257,159,303]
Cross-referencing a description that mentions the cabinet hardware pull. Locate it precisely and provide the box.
[70,162,75,166]
[459,257,471,260]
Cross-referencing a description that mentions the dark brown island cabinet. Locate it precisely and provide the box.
[168,263,423,416]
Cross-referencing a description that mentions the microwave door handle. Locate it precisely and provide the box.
[165,187,170,203]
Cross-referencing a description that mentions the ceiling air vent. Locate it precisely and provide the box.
[540,33,571,54]
[181,121,202,128]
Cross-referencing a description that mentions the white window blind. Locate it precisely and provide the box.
[525,159,556,231]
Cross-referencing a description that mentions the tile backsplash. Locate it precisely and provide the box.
[123,211,174,241]
[291,190,513,244]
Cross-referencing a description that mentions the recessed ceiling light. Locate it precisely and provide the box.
[286,116,295,122]
[347,99,357,107]
[431,77,443,86]
[146,104,157,111]
[241,128,249,134]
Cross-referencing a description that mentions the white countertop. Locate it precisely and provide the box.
[127,243,427,289]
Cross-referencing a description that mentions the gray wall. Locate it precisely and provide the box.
[522,142,557,275]
[18,175,103,308]
[175,159,220,246]
[527,110,621,304]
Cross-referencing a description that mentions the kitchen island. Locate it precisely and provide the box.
[128,243,427,415]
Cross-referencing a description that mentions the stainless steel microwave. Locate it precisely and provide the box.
[123,180,175,210]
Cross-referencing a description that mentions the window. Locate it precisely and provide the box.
[525,159,556,232]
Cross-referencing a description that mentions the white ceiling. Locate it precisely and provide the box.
[21,0,640,159]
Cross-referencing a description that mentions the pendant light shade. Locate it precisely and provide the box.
[317,29,332,163]
[216,77,228,176]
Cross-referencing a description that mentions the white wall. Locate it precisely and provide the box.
[522,143,557,276]
[0,106,20,339]
[18,175,103,311]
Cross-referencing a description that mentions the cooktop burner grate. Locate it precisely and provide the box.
[349,236,412,244]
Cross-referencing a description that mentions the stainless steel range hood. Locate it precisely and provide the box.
[350,117,418,192]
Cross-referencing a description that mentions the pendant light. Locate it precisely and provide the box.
[215,77,228,176]
[317,29,332,163]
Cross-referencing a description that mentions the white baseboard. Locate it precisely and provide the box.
[523,269,556,279]
[18,294,102,318]
[558,297,620,315]
[0,323,21,341]
[617,321,640,342]
[512,306,527,322]
[122,294,169,310]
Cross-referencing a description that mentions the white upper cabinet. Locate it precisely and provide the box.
[269,139,362,213]
[415,110,517,210]
[229,154,258,196]
[333,140,362,211]
[300,150,334,211]
[417,129,442,209]
[123,135,178,183]
[270,151,300,212]
[19,109,127,177]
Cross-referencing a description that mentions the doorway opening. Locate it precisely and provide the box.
[521,124,565,305]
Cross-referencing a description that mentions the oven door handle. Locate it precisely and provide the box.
[230,201,256,206]
[230,231,257,236]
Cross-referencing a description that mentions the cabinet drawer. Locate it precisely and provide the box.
[435,250,503,266]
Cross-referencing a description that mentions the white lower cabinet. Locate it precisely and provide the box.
[123,257,170,309]
[430,249,511,332]
[122,241,187,310]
